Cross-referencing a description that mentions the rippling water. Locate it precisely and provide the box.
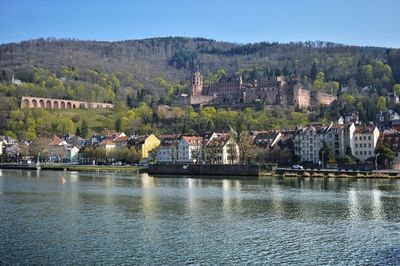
[0,169,399,265]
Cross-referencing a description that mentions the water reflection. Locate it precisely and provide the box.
[70,172,79,183]
[141,173,157,218]
[348,188,360,219]
[271,184,283,216]
[372,189,384,220]
[187,178,197,214]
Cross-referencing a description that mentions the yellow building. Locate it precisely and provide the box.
[130,134,161,159]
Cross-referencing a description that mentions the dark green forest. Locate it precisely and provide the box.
[1,37,400,140]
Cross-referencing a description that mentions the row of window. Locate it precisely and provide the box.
[355,135,371,141]
[355,143,372,148]
[355,150,372,156]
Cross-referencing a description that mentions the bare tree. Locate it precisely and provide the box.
[238,131,254,164]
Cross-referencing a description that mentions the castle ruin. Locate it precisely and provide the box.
[179,69,337,109]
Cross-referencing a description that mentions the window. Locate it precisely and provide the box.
[355,144,358,148]
[369,151,371,155]
[364,151,367,155]
[364,143,367,148]
[368,136,371,140]
[364,136,366,140]
[355,151,358,155]
[355,136,358,141]
[369,143,371,147]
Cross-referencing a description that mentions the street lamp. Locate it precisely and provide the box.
[375,153,381,171]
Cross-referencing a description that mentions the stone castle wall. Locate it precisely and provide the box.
[185,70,336,109]
[189,95,215,105]
[296,87,311,109]
[312,92,337,107]
[20,96,114,109]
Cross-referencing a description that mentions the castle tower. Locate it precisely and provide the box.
[191,67,203,97]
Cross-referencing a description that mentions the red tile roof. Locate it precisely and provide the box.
[49,135,62,146]
[99,139,116,146]
[114,136,129,143]
[182,136,203,145]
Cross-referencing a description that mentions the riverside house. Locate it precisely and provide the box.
[205,134,239,164]
[153,135,179,163]
[128,134,161,161]
[177,135,203,163]
[353,124,380,162]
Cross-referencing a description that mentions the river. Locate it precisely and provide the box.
[0,169,399,265]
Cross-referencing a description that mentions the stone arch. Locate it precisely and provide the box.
[39,100,45,108]
[32,99,37,107]
[72,104,77,109]
[67,102,72,109]
[53,101,59,109]
[23,99,30,108]
[46,100,52,108]
[61,101,66,109]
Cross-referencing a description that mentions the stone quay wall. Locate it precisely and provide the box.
[148,164,260,177]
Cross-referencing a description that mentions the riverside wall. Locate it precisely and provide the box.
[148,164,260,176]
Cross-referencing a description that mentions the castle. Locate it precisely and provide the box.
[179,69,337,109]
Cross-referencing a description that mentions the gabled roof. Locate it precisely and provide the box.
[252,130,279,140]
[49,135,62,146]
[68,135,85,141]
[181,136,203,145]
[114,136,129,143]
[99,139,116,146]
[158,134,180,140]
[158,134,180,146]
[106,131,126,140]
[355,124,378,134]
[252,131,281,147]
[206,135,232,148]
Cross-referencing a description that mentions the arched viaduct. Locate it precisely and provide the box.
[20,96,114,109]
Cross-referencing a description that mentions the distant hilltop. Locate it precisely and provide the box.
[0,37,391,89]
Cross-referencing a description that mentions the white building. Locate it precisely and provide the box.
[325,123,356,159]
[294,124,325,163]
[0,139,6,156]
[64,146,80,163]
[154,135,179,163]
[177,135,203,163]
[98,139,116,154]
[205,135,239,164]
[48,135,69,162]
[294,122,356,164]
[353,124,380,162]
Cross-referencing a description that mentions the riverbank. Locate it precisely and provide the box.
[2,163,400,179]
[148,164,260,176]
[272,168,400,179]
[0,164,144,173]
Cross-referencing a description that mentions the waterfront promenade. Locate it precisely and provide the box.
[1,163,400,178]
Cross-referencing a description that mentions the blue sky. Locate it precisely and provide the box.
[1,0,399,48]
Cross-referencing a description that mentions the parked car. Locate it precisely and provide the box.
[292,164,304,170]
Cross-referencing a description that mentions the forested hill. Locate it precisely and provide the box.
[1,37,400,141]
[0,37,395,86]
